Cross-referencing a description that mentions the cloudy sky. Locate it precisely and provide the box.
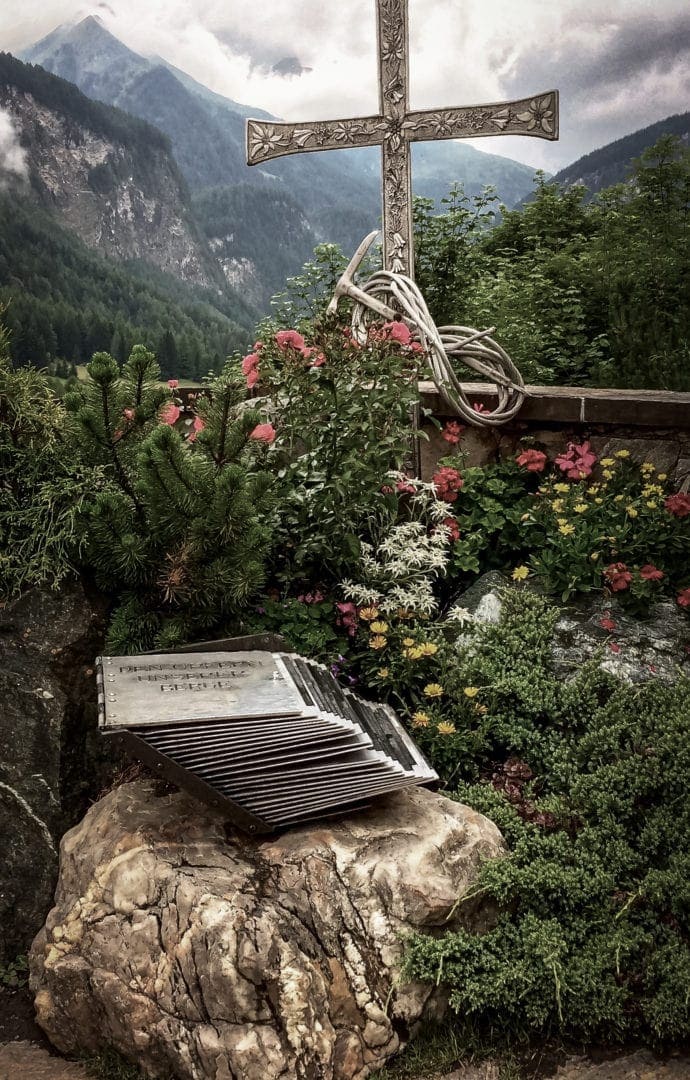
[3,0,690,170]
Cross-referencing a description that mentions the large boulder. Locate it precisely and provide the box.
[0,584,106,961]
[30,780,504,1080]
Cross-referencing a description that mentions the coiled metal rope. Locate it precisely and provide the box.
[328,231,527,427]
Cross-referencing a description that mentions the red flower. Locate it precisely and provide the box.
[603,562,632,592]
[122,408,135,421]
[516,448,547,473]
[473,401,488,414]
[665,493,690,518]
[167,378,179,389]
[555,440,597,480]
[599,617,617,631]
[609,642,621,654]
[275,329,306,350]
[677,588,690,608]
[432,466,464,503]
[252,341,263,352]
[408,341,425,354]
[382,320,412,346]
[159,403,180,425]
[336,601,358,636]
[442,420,465,445]
[249,423,276,444]
[441,516,461,541]
[639,564,664,581]
[396,480,416,495]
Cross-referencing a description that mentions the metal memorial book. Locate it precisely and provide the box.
[96,635,438,834]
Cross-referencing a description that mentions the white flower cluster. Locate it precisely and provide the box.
[341,476,453,616]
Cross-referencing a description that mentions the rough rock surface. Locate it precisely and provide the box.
[453,572,690,684]
[426,1051,690,1079]
[0,584,106,961]
[30,780,504,1080]
[0,1041,89,1080]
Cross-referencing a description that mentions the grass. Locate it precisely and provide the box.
[81,1047,149,1080]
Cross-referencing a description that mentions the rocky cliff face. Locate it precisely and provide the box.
[0,79,218,289]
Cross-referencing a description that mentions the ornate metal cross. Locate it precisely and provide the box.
[246,0,558,277]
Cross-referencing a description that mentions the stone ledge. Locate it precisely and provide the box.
[419,382,690,428]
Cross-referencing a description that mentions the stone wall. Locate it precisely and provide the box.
[418,382,690,484]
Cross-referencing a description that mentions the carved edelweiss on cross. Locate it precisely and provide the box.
[246,0,559,276]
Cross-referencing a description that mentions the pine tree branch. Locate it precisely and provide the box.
[100,382,144,519]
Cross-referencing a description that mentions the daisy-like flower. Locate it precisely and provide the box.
[437,721,457,736]
[559,523,575,536]
[512,565,529,581]
[600,458,616,467]
[412,710,430,728]
[406,646,424,661]
[552,499,565,513]
[475,703,489,715]
[424,683,444,699]
[626,506,638,518]
[418,642,438,657]
[402,637,415,647]
[369,621,389,634]
[359,607,380,621]
[602,469,615,480]
[640,462,655,474]
[553,483,570,494]
[377,667,389,678]
[615,449,630,459]
[369,635,387,650]
[463,686,479,698]
[574,503,588,514]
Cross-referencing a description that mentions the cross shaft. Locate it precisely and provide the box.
[246,0,558,276]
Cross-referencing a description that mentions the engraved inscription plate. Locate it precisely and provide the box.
[98,651,311,729]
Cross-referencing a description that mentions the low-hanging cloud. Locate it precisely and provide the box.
[0,107,28,182]
[4,0,690,170]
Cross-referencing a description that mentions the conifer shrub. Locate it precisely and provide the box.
[65,345,274,651]
[396,591,690,1046]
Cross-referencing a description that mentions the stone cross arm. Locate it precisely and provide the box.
[247,91,558,165]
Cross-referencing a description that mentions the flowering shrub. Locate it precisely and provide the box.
[239,317,427,586]
[437,443,690,612]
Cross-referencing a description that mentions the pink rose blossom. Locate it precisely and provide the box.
[167,379,179,389]
[187,415,205,443]
[241,352,260,375]
[275,329,306,350]
[382,320,412,346]
[246,369,260,389]
[159,403,180,425]
[249,423,276,444]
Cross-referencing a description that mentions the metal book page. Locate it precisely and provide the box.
[98,651,312,728]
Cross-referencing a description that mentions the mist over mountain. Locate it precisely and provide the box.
[20,16,544,305]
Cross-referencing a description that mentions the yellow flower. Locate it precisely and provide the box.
[419,642,438,657]
[424,683,444,699]
[406,646,424,661]
[590,552,600,561]
[574,503,588,514]
[396,608,414,619]
[646,500,658,510]
[615,449,630,459]
[602,469,614,480]
[369,620,389,634]
[437,721,457,736]
[411,710,430,728]
[600,458,616,467]
[588,484,600,495]
[626,506,638,518]
[463,686,479,698]
[377,667,389,678]
[369,635,387,650]
[512,565,530,581]
[474,703,489,715]
[640,462,655,474]
[359,606,379,621]
[554,483,570,494]
[557,517,569,527]
[552,499,565,513]
[402,637,415,647]
[657,473,667,482]
[643,484,664,496]
[614,494,624,503]
[595,497,603,505]
[559,523,575,536]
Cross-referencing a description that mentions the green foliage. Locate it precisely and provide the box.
[399,592,690,1045]
[269,244,355,325]
[249,318,424,586]
[245,595,343,662]
[81,1047,145,1080]
[65,346,274,651]
[0,954,28,990]
[0,191,254,377]
[0,327,96,597]
[413,136,690,389]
